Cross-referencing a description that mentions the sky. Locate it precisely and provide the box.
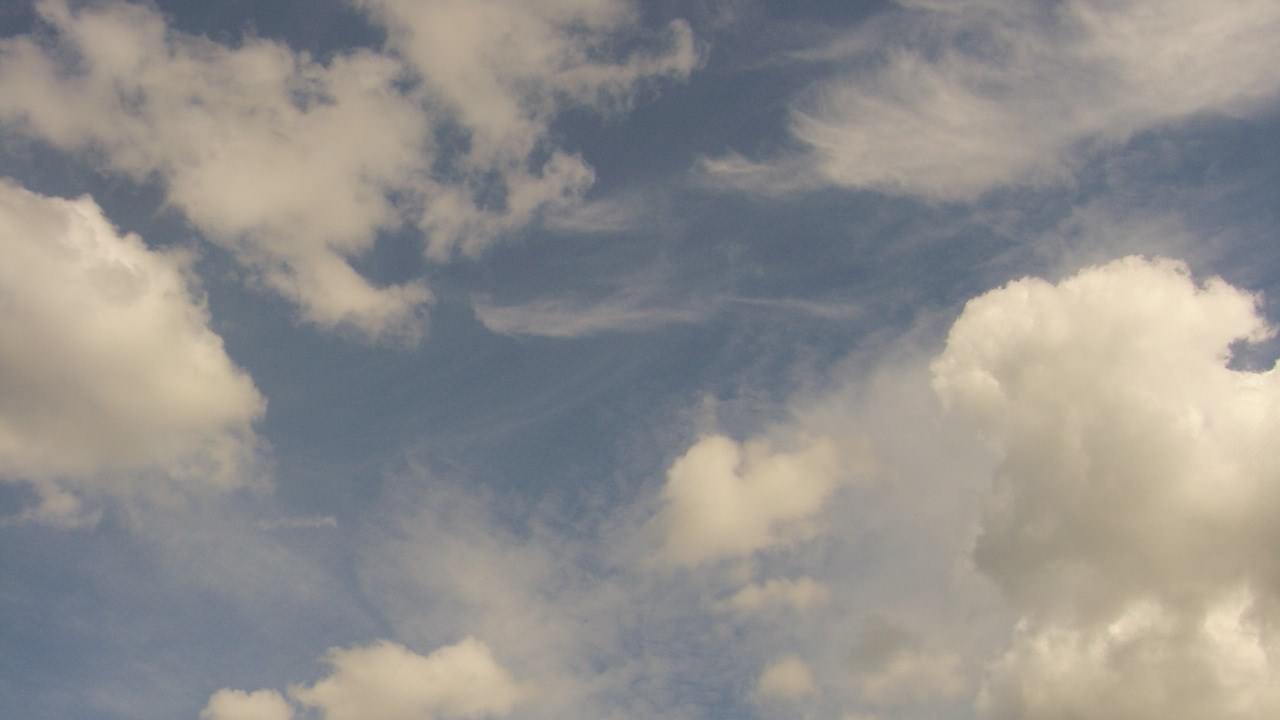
[1,1,1280,718]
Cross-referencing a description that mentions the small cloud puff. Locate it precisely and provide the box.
[655,433,845,566]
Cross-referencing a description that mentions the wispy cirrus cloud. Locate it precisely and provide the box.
[704,0,1280,201]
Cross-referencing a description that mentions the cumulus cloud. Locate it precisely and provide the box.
[291,638,523,720]
[980,590,1280,720]
[0,179,264,525]
[654,433,846,566]
[709,0,1280,201]
[201,689,292,720]
[932,255,1280,718]
[0,0,698,341]
[755,655,818,702]
[207,638,522,720]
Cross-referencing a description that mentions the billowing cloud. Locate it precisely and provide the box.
[932,256,1280,718]
[980,590,1280,720]
[710,0,1280,201]
[0,0,698,341]
[207,638,522,720]
[654,433,845,566]
[0,179,264,526]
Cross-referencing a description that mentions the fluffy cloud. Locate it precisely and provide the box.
[0,179,264,525]
[206,638,522,720]
[292,638,523,720]
[0,0,431,340]
[654,433,845,566]
[201,690,292,720]
[980,590,1280,720]
[755,655,818,702]
[932,256,1280,718]
[0,0,697,341]
[356,0,698,259]
[712,0,1280,201]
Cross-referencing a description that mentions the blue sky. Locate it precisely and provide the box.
[2,1,1280,719]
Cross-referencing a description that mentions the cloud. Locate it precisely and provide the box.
[755,655,818,702]
[849,616,966,707]
[473,294,707,338]
[722,577,831,614]
[710,0,1280,201]
[0,179,265,525]
[201,690,292,720]
[356,0,698,259]
[0,0,431,340]
[980,590,1280,720]
[0,0,698,341]
[473,289,857,339]
[653,433,848,566]
[206,638,522,720]
[291,638,523,720]
[932,255,1280,718]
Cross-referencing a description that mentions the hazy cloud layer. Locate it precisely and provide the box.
[0,179,264,526]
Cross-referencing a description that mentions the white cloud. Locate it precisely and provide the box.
[0,0,431,340]
[0,179,264,525]
[0,0,698,341]
[208,638,522,720]
[722,577,830,614]
[755,655,818,701]
[654,433,846,566]
[712,0,1280,201]
[932,255,1280,718]
[291,638,524,720]
[357,0,698,259]
[201,689,292,720]
[980,590,1280,720]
